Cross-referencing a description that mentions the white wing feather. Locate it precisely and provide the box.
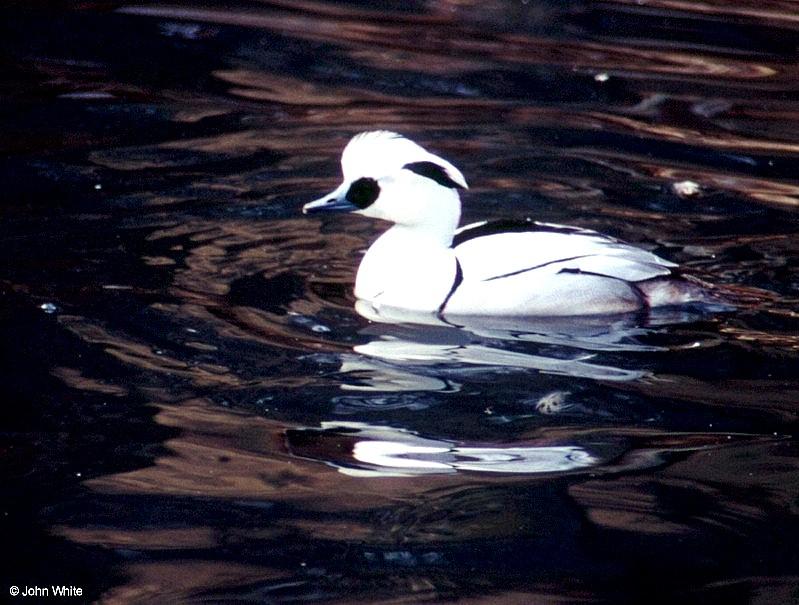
[453,222,675,283]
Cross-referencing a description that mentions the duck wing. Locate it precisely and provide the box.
[452,220,676,283]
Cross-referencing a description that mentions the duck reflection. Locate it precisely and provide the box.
[330,300,722,389]
[284,420,768,481]
[288,422,600,477]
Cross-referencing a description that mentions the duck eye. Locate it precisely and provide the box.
[345,177,381,209]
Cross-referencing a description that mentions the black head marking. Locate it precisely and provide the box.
[403,161,464,189]
[345,177,381,209]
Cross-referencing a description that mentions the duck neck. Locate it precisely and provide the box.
[354,187,462,308]
[355,221,458,307]
[391,190,461,247]
[383,220,457,249]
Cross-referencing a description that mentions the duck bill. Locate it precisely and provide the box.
[302,186,357,214]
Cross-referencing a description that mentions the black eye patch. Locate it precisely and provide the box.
[345,177,381,209]
[403,161,464,189]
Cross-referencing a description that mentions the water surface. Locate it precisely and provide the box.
[3,1,799,603]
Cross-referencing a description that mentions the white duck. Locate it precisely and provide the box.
[303,131,714,317]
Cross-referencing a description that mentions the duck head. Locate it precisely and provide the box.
[303,131,467,235]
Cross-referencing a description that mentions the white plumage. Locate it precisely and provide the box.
[303,131,713,317]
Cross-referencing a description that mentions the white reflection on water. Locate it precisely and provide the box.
[287,422,773,480]
[353,338,647,381]
[351,442,597,475]
[319,422,599,477]
[339,357,461,392]
[331,301,722,388]
[356,300,713,351]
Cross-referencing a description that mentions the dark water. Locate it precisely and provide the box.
[3,1,799,603]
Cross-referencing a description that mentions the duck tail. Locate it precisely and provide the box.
[638,274,779,310]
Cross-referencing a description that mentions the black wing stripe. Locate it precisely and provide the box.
[483,255,593,282]
[438,258,464,314]
[451,220,594,248]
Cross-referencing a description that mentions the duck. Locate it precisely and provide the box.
[303,130,717,317]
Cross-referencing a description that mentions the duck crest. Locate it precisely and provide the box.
[341,131,468,190]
